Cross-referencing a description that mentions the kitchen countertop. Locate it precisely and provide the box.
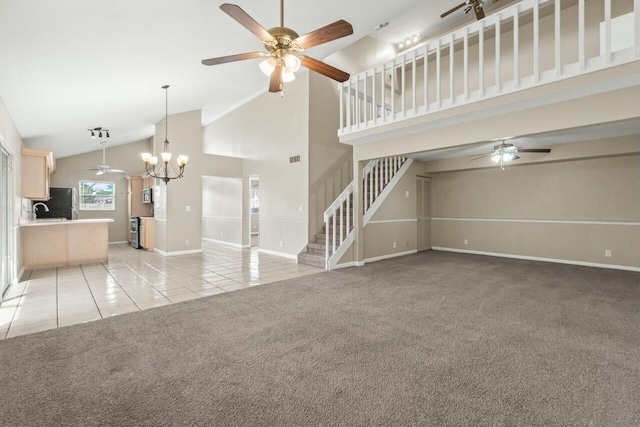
[20,218,115,227]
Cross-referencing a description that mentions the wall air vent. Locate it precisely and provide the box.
[289,155,301,163]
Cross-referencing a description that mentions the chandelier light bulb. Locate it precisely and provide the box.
[282,67,296,83]
[141,153,152,162]
[161,152,172,163]
[259,57,277,76]
[283,54,301,72]
[177,155,189,167]
[149,156,158,166]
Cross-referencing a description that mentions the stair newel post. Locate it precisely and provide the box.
[346,191,351,236]
[332,206,337,257]
[324,211,329,270]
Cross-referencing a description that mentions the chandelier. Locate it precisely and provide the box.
[141,85,188,184]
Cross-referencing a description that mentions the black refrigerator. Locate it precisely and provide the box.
[35,187,77,220]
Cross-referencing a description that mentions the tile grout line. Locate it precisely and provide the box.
[6,270,32,338]
[80,264,105,320]
[101,263,144,311]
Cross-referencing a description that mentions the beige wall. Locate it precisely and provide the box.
[308,72,353,240]
[153,110,203,254]
[203,73,310,257]
[0,95,24,280]
[202,176,243,246]
[428,153,640,269]
[202,153,242,178]
[51,139,151,243]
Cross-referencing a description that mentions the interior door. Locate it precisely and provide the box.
[416,176,431,252]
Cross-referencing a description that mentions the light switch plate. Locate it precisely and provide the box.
[185,205,191,212]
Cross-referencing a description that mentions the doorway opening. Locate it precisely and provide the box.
[250,176,260,248]
[0,142,14,303]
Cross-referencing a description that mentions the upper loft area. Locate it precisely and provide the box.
[337,0,639,144]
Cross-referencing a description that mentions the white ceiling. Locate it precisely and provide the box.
[3,0,493,158]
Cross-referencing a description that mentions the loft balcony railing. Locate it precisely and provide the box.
[338,0,639,137]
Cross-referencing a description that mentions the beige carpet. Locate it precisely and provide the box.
[0,251,638,426]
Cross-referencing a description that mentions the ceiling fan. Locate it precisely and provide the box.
[89,142,127,176]
[201,1,353,93]
[469,142,551,169]
[441,0,499,21]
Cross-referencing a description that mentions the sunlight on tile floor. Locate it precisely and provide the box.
[0,241,322,339]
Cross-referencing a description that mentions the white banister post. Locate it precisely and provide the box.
[332,208,337,256]
[578,0,585,71]
[381,64,386,123]
[346,190,351,234]
[514,7,519,89]
[555,0,561,77]
[449,37,455,104]
[436,40,442,107]
[424,45,429,111]
[495,16,501,93]
[339,201,344,245]
[325,214,329,269]
[355,75,361,129]
[339,83,344,132]
[533,0,540,82]
[479,22,484,97]
[352,159,365,267]
[401,56,406,117]
[391,62,396,118]
[412,51,417,113]
[463,28,469,101]
[347,79,352,132]
[363,71,368,124]
[604,0,612,65]
[372,68,377,125]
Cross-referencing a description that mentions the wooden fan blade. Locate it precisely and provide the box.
[441,2,466,18]
[474,5,486,20]
[300,56,349,82]
[294,20,353,50]
[220,4,274,42]
[202,52,265,66]
[469,153,490,161]
[518,148,552,153]
[269,65,283,93]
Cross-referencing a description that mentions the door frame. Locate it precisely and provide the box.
[0,135,15,303]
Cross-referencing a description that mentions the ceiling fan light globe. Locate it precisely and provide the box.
[502,152,516,162]
[282,68,296,83]
[490,153,501,163]
[284,54,301,72]
[259,57,277,76]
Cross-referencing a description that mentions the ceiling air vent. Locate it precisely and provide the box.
[289,155,301,163]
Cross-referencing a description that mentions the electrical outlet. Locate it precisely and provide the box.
[464,239,469,245]
[185,205,191,212]
[185,240,190,246]
[605,250,612,257]
[393,241,397,248]
[280,241,284,248]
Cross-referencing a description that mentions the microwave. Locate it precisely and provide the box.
[142,188,153,204]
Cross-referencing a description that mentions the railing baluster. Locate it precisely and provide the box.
[578,0,585,71]
[355,75,361,129]
[346,193,351,234]
[391,62,396,119]
[339,83,344,132]
[423,45,429,111]
[401,56,406,117]
[449,37,455,104]
[479,22,484,97]
[412,51,417,113]
[436,40,441,107]
[514,7,519,89]
[346,79,352,132]
[339,201,344,245]
[534,0,539,81]
[332,208,337,256]
[381,64,386,123]
[604,0,612,65]
[463,28,469,101]
[363,72,368,124]
[373,68,377,125]
[555,0,561,77]
[325,214,329,268]
[495,16,501,94]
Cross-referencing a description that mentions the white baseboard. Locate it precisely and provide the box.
[432,247,640,272]
[364,250,418,264]
[202,238,250,249]
[109,241,128,245]
[13,267,25,285]
[154,248,203,257]
[258,248,298,261]
[333,260,365,269]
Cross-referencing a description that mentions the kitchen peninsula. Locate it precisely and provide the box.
[20,219,114,269]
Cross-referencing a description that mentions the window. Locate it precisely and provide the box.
[79,180,115,211]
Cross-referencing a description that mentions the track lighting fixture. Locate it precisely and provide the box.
[87,127,109,139]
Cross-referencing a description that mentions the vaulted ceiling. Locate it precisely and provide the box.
[0,0,518,158]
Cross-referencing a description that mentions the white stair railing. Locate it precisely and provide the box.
[323,156,409,269]
[338,0,639,137]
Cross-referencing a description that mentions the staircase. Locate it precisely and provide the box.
[298,156,412,269]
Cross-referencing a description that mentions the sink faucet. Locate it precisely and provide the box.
[32,202,49,219]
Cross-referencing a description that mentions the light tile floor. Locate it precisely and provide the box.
[0,241,322,340]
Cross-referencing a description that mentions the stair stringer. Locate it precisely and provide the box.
[327,157,414,270]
